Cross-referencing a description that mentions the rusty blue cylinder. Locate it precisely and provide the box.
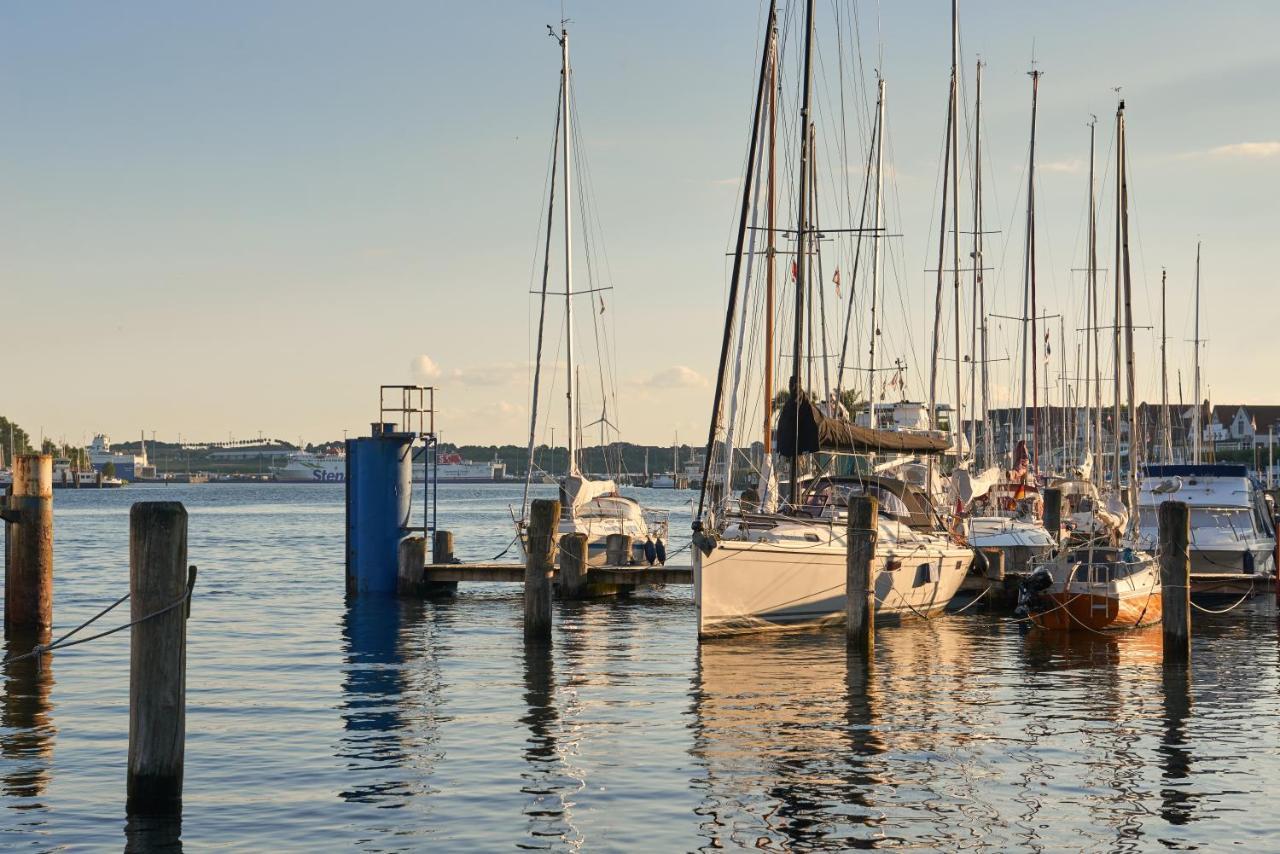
[345,423,414,595]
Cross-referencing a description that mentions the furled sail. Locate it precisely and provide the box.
[776,397,952,456]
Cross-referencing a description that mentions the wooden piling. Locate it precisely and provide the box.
[127,501,190,814]
[981,547,1005,583]
[397,536,426,596]
[433,530,455,565]
[559,533,588,600]
[846,495,877,652]
[605,533,632,566]
[1159,500,1191,663]
[3,455,54,638]
[524,499,559,641]
[1042,487,1062,543]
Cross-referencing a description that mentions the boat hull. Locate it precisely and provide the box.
[1031,588,1162,632]
[695,535,972,637]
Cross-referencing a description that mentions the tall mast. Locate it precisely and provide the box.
[559,27,578,476]
[970,60,984,466]
[520,55,564,518]
[1112,101,1123,485]
[1088,117,1101,482]
[866,77,886,413]
[786,0,817,508]
[764,24,778,455]
[1192,241,1202,463]
[693,3,776,524]
[928,0,958,444]
[1160,268,1172,461]
[1018,69,1039,473]
[950,0,962,458]
[1118,100,1139,516]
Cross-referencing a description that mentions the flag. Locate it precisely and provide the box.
[791,260,798,281]
[1044,329,1051,360]
[832,268,841,297]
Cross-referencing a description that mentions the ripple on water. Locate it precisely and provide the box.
[2,483,1279,850]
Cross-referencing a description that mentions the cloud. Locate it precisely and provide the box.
[1207,141,1280,159]
[410,354,441,382]
[634,365,709,389]
[1040,157,1084,174]
[447,361,527,386]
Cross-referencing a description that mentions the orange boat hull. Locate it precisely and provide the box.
[1031,590,1162,632]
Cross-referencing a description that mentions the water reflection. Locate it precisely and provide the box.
[337,595,441,808]
[123,811,183,853]
[1159,663,1195,826]
[692,631,890,849]
[1,631,55,800]
[519,641,581,849]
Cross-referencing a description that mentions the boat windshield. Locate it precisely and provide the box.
[577,496,644,522]
[1138,506,1257,535]
[803,483,911,519]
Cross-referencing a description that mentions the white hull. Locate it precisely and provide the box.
[694,521,972,637]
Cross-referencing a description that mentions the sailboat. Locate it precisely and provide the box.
[691,1,972,637]
[515,26,667,567]
[1135,245,1277,584]
[957,60,1056,571]
[1019,99,1162,631]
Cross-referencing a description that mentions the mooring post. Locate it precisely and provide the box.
[397,536,426,596]
[1159,500,1191,663]
[1042,487,1062,544]
[846,495,877,652]
[433,529,455,565]
[127,502,191,814]
[559,532,588,600]
[3,454,54,638]
[524,499,559,641]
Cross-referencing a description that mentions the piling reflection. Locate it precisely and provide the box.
[1159,662,1195,826]
[1,631,55,801]
[123,811,183,853]
[691,631,888,848]
[519,641,581,848]
[337,594,437,807]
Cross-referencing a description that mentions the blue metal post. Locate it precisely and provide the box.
[345,422,414,595]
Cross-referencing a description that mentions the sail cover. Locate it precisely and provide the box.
[776,397,951,456]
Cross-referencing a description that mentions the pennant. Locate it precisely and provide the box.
[832,268,841,298]
[791,260,798,281]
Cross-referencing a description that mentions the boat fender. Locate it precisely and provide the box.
[1244,549,1256,575]
[971,548,989,577]
[643,537,657,566]
[655,538,666,565]
[691,530,717,557]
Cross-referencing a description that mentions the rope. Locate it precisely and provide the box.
[949,584,993,614]
[491,533,520,560]
[3,568,198,667]
[1190,580,1255,614]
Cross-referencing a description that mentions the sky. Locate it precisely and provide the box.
[2,1,1277,448]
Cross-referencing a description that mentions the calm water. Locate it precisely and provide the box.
[3,482,1279,850]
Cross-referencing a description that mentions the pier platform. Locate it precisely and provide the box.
[422,563,692,586]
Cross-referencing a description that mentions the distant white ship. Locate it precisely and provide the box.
[88,434,148,481]
[273,450,505,484]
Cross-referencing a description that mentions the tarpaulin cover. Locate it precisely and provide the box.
[776,397,952,456]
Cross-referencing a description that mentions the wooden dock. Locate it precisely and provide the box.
[422,563,692,586]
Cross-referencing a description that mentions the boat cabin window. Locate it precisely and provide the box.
[1138,506,1256,536]
[804,483,910,519]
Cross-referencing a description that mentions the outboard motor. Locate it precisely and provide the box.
[1015,565,1055,617]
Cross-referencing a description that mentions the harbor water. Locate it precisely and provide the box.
[3,482,1280,849]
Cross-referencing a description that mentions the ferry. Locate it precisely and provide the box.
[273,450,506,484]
[87,434,147,482]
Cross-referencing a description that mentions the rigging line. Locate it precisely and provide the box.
[835,87,878,392]
[521,88,564,521]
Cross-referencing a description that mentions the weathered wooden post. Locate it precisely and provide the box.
[127,502,191,814]
[3,454,54,638]
[524,499,559,642]
[605,533,632,566]
[559,532,589,600]
[433,530,455,564]
[397,536,426,596]
[1042,487,1062,544]
[846,495,877,652]
[1159,500,1191,663]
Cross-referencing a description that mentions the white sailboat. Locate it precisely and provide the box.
[690,1,971,637]
[516,26,666,567]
